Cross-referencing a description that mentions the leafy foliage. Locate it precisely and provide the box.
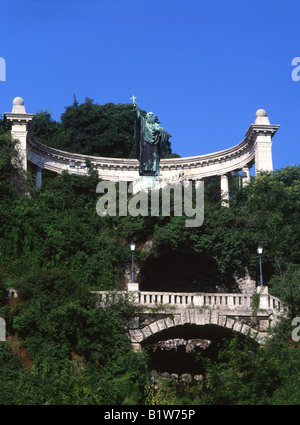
[197,321,300,405]
[0,132,25,196]
[0,269,148,405]
[30,98,176,158]
[0,109,299,404]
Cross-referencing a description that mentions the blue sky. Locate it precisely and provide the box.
[0,0,299,171]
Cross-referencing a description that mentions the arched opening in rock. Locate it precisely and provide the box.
[139,251,237,293]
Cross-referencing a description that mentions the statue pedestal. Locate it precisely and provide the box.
[132,176,167,194]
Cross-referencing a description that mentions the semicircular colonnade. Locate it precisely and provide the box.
[3,98,280,205]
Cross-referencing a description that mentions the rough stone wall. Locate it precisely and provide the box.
[234,270,256,294]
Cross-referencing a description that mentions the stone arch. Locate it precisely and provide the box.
[128,308,267,351]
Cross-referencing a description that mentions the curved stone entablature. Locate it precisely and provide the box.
[27,132,255,181]
[27,121,279,181]
[27,133,140,182]
[4,98,280,201]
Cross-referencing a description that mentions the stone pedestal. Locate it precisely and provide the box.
[257,286,269,310]
[132,175,168,194]
[127,282,139,291]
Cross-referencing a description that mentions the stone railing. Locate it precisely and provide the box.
[137,291,253,309]
[267,294,284,311]
[8,286,285,314]
[91,287,286,314]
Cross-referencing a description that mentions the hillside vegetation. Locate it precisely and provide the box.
[0,104,299,405]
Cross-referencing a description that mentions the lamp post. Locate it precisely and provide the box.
[130,241,136,283]
[257,245,263,287]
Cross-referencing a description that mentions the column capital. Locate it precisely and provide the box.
[220,173,229,180]
[244,110,279,175]
[4,96,34,126]
[244,108,279,141]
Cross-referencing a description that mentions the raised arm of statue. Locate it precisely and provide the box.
[133,103,142,160]
[133,103,140,120]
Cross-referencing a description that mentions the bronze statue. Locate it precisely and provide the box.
[132,96,169,176]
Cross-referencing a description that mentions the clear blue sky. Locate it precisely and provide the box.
[0,0,299,171]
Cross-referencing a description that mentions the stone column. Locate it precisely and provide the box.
[243,109,279,177]
[254,136,273,174]
[35,166,42,189]
[253,109,274,175]
[220,174,229,207]
[242,166,251,186]
[4,97,34,175]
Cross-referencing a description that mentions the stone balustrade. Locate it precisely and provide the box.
[7,287,285,313]
[91,286,287,350]
[91,287,285,314]
[3,287,285,346]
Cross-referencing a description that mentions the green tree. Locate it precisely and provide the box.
[30,98,177,158]
[0,343,23,404]
[0,132,24,196]
[29,110,62,147]
[270,266,300,317]
[11,269,148,404]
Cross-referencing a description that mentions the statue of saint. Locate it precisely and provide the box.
[132,97,169,176]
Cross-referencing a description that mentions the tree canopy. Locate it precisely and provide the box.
[30,98,178,158]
